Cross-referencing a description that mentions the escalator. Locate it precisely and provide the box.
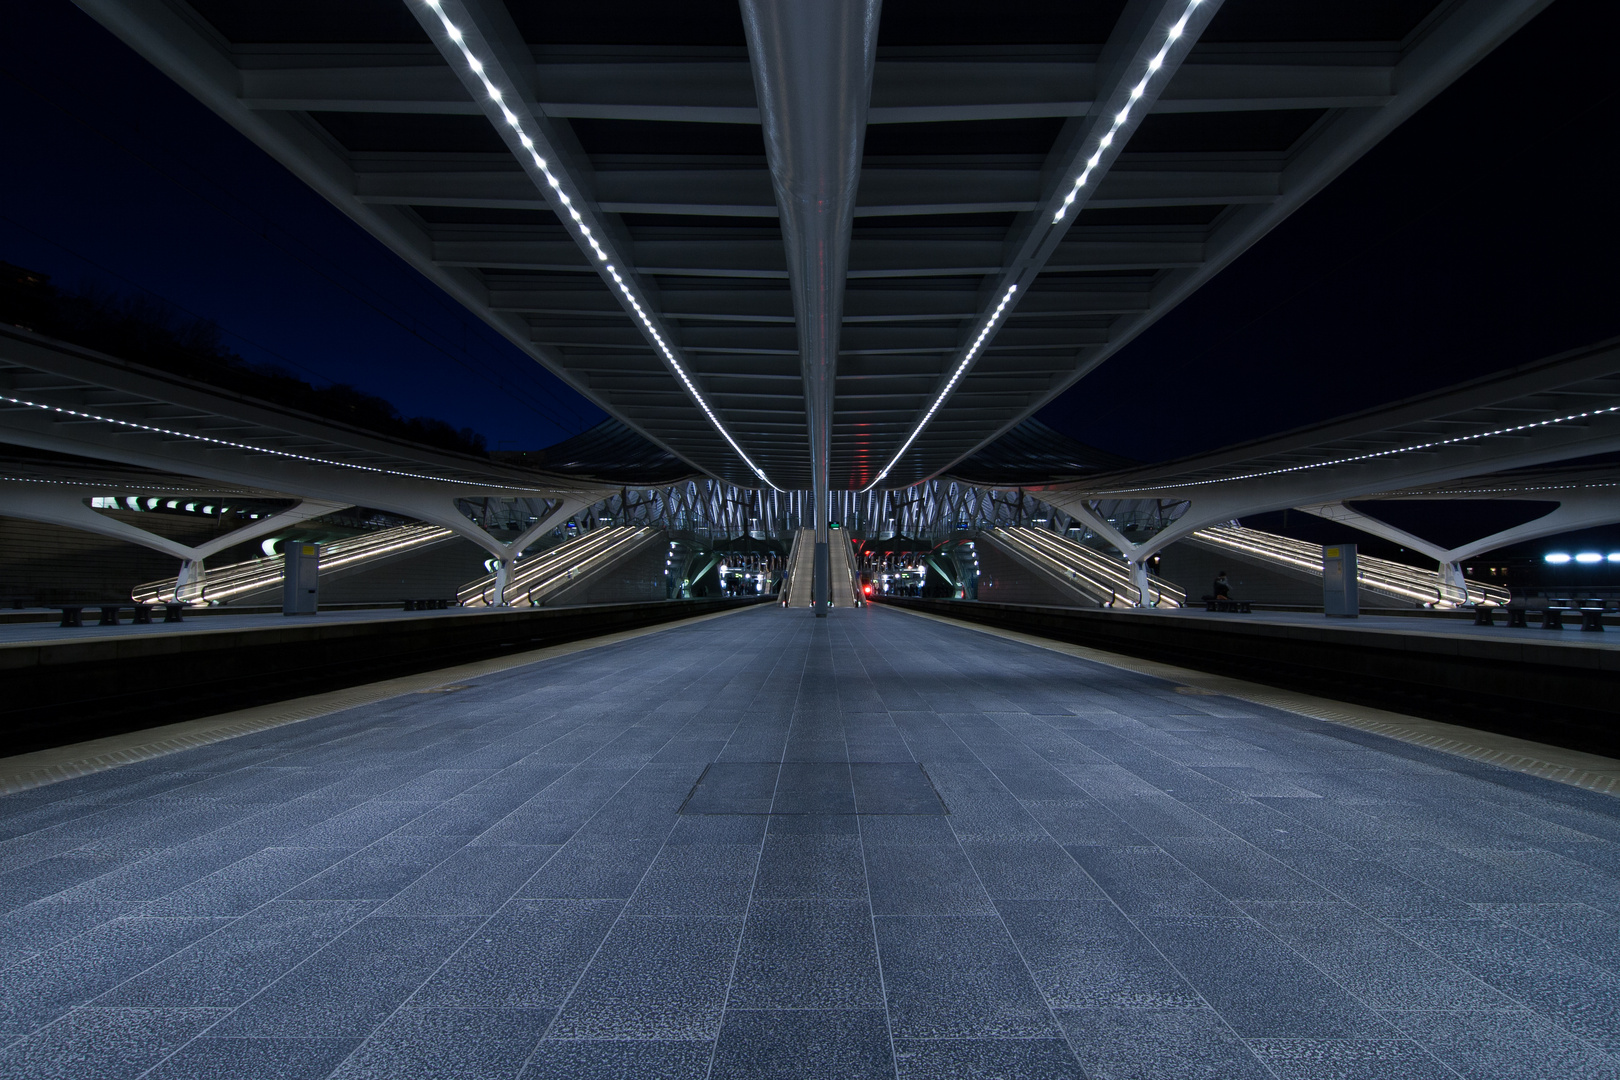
[457,526,659,608]
[778,529,862,608]
[779,528,815,607]
[1185,525,1509,607]
[131,523,456,606]
[834,534,863,607]
[989,527,1185,608]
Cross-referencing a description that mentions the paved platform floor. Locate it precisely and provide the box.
[1,605,1617,1079]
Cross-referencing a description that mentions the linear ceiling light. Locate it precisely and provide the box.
[1057,0,1205,223]
[861,282,1018,492]
[863,0,1212,493]
[0,392,555,490]
[1095,404,1620,495]
[417,0,779,491]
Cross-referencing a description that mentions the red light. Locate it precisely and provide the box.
[863,584,873,595]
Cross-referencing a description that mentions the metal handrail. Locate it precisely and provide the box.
[1188,525,1510,607]
[995,527,1185,607]
[132,523,454,605]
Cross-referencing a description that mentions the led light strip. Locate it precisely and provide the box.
[1093,404,1620,496]
[1415,481,1620,495]
[0,475,234,492]
[0,392,551,490]
[418,0,778,491]
[1056,0,1205,223]
[861,282,1019,492]
[862,2,1210,493]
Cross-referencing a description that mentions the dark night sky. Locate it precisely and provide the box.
[2,1,1616,463]
[0,2,604,450]
[1040,0,1620,462]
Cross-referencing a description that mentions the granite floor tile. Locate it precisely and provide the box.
[4,606,1618,1076]
[211,915,483,1039]
[752,835,867,899]
[875,915,1058,1040]
[0,1006,224,1080]
[1066,845,1240,917]
[328,1006,551,1080]
[549,916,742,1040]
[626,844,760,918]
[0,916,229,1034]
[1056,1006,1273,1080]
[140,847,354,917]
[710,1009,891,1080]
[1384,1008,1620,1080]
[282,837,467,902]
[1387,916,1620,1049]
[144,1036,360,1079]
[997,899,1202,1008]
[1474,902,1620,975]
[1245,1037,1456,1080]
[892,1037,1087,1080]
[520,1039,713,1080]
[1244,902,1509,1010]
[412,899,621,1009]
[959,839,1103,901]
[1137,916,1393,1038]
[863,842,995,916]
[97,901,375,1008]
[375,843,558,916]
[1157,837,1331,902]
[519,836,664,899]
[729,899,881,1009]
[0,896,134,971]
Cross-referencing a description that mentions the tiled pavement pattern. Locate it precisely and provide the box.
[1,606,1618,1079]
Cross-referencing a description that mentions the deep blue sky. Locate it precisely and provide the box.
[3,1,1616,461]
[1,2,603,450]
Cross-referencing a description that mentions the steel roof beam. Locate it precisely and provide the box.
[742,0,881,607]
[860,0,1224,491]
[404,0,780,487]
[241,54,1391,122]
[356,163,1280,217]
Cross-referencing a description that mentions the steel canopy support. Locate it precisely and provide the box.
[405,0,773,487]
[0,489,345,602]
[863,0,1222,490]
[742,0,881,615]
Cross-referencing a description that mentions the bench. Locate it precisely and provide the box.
[402,598,456,611]
[57,603,184,628]
[1500,597,1609,631]
[1198,598,1252,613]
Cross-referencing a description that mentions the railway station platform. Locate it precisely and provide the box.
[1,604,1616,1079]
[876,598,1620,758]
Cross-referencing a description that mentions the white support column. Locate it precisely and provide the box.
[1440,560,1469,602]
[1441,490,1620,564]
[174,558,204,603]
[0,488,346,601]
[491,559,511,607]
[1056,498,1145,562]
[1129,560,1153,609]
[506,496,596,560]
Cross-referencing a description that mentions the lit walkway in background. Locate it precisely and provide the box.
[0,606,1617,1079]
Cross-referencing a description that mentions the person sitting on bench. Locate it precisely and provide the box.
[1212,572,1234,602]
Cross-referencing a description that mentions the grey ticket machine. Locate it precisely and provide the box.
[1322,543,1358,618]
[283,542,320,615]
